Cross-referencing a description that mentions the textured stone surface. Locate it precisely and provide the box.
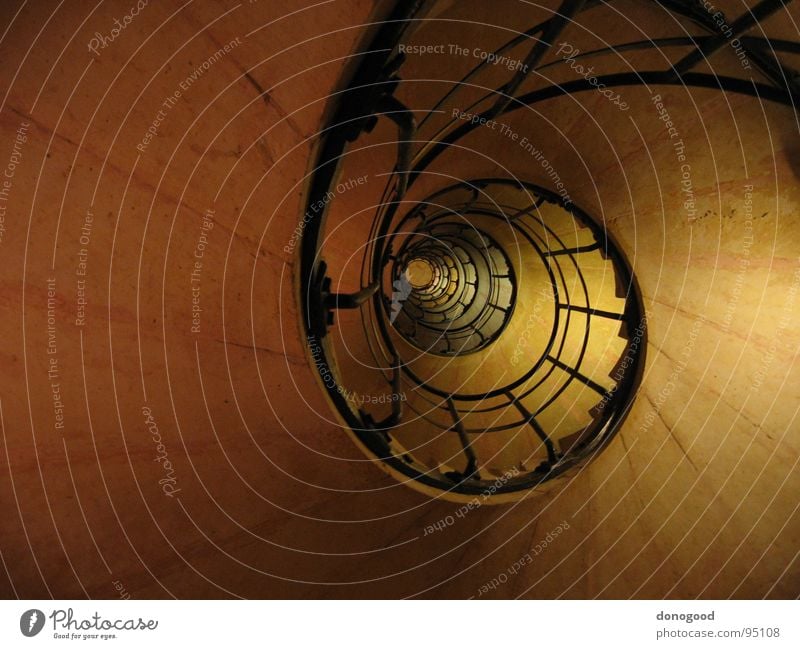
[0,0,797,599]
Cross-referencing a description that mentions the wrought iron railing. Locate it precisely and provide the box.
[298,0,797,498]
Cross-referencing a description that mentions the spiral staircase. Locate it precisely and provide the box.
[299,0,792,504]
[0,0,799,599]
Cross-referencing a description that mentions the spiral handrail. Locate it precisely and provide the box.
[298,0,797,498]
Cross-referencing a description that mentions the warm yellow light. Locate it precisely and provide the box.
[405,258,435,289]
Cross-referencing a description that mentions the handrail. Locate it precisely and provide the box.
[298,0,796,497]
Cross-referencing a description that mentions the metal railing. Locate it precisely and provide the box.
[298,0,797,497]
